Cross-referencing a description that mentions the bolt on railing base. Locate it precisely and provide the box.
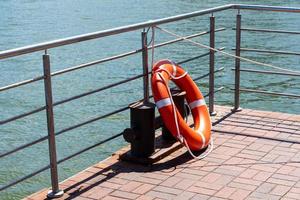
[47,189,64,199]
[231,107,242,112]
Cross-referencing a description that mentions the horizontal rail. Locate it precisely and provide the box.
[0,106,129,158]
[235,48,300,56]
[239,88,300,98]
[0,106,46,125]
[204,86,225,98]
[232,68,300,77]
[53,74,144,106]
[0,165,50,192]
[0,4,233,60]
[178,48,225,65]
[0,76,44,92]
[233,27,300,35]
[234,4,300,13]
[153,28,226,49]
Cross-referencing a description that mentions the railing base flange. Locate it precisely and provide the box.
[47,189,64,199]
[210,111,217,116]
[231,107,242,112]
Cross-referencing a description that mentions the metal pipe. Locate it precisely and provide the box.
[53,74,144,106]
[236,48,300,56]
[204,87,225,98]
[233,13,242,111]
[209,15,216,116]
[0,75,44,92]
[233,68,300,77]
[0,106,46,125]
[233,4,300,13]
[239,88,300,98]
[233,27,300,35]
[142,31,149,102]
[0,4,233,60]
[42,54,63,198]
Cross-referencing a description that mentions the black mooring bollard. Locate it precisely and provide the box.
[162,89,187,141]
[123,101,155,158]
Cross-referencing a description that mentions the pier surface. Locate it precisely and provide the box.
[26,106,300,200]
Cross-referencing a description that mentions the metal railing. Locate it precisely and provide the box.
[0,4,300,198]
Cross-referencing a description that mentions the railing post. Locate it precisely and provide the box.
[233,11,242,112]
[209,14,216,116]
[141,30,149,103]
[43,53,64,198]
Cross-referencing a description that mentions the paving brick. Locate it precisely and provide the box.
[191,194,210,200]
[216,165,247,177]
[119,181,142,192]
[271,173,299,182]
[193,181,223,191]
[214,186,236,199]
[187,186,216,195]
[133,184,155,194]
[86,187,113,199]
[239,168,259,179]
[110,190,139,199]
[98,181,122,190]
[270,185,291,196]
[102,196,125,200]
[146,191,176,199]
[284,191,300,199]
[160,176,182,187]
[228,182,257,191]
[249,192,281,200]
[153,185,182,195]
[201,173,222,183]
[233,177,261,186]
[252,171,273,181]
[173,191,196,200]
[255,182,276,194]
[267,178,295,187]
[136,176,163,185]
[174,179,195,190]
[136,195,155,200]
[229,189,251,200]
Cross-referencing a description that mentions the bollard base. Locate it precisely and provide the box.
[47,189,64,199]
[120,134,182,165]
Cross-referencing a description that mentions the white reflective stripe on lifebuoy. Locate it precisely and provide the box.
[156,98,172,109]
[189,99,206,109]
[172,63,177,76]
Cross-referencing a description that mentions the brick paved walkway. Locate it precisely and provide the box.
[26,106,300,200]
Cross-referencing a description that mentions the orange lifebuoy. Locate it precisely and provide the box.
[151,59,212,151]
